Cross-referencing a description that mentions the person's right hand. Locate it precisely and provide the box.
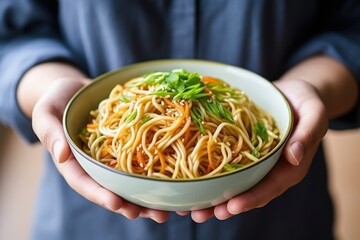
[31,76,169,223]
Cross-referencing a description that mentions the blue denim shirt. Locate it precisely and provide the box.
[1,1,359,239]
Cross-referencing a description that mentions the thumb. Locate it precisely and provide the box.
[32,79,85,163]
[276,80,328,166]
[32,98,71,163]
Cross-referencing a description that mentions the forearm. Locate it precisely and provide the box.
[279,55,359,119]
[17,62,87,118]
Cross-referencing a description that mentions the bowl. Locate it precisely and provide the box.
[63,59,293,211]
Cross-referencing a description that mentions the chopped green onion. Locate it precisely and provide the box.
[139,69,209,101]
[134,69,237,132]
[201,99,234,123]
[190,107,206,134]
[252,146,260,158]
[140,115,152,125]
[125,110,137,123]
[224,163,247,172]
[119,95,132,102]
[254,121,268,142]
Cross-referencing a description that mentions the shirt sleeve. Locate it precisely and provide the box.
[287,1,360,130]
[0,1,79,143]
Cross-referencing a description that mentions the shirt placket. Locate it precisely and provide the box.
[169,0,196,58]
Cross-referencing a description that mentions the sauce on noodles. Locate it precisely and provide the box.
[79,69,280,179]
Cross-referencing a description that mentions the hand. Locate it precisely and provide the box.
[181,78,328,223]
[32,77,169,223]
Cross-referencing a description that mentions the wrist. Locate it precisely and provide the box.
[17,62,87,118]
[279,55,358,119]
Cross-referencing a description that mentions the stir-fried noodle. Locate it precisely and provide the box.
[79,69,280,179]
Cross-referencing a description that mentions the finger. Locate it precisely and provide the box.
[213,202,233,220]
[32,79,86,163]
[57,155,146,220]
[56,147,146,220]
[190,207,214,223]
[176,211,190,216]
[139,208,169,223]
[32,96,71,163]
[226,156,309,215]
[56,155,125,212]
[285,98,327,166]
[275,80,328,166]
[113,200,142,219]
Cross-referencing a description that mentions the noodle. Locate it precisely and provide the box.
[79,69,280,179]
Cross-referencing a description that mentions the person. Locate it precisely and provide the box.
[0,1,359,239]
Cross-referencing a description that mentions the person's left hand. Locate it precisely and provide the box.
[178,78,328,222]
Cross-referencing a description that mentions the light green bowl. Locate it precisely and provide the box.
[63,59,293,211]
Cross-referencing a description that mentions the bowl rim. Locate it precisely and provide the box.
[63,59,294,183]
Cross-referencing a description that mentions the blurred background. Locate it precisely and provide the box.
[0,123,359,240]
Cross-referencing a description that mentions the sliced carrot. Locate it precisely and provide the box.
[156,148,167,174]
[183,127,192,145]
[100,138,113,158]
[203,87,212,93]
[86,123,98,129]
[183,101,189,118]
[201,76,221,85]
[206,164,212,174]
[132,167,146,174]
[104,114,115,125]
[109,160,117,168]
[164,97,175,107]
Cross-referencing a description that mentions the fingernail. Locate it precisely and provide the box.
[53,140,62,162]
[103,204,116,211]
[290,141,304,166]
